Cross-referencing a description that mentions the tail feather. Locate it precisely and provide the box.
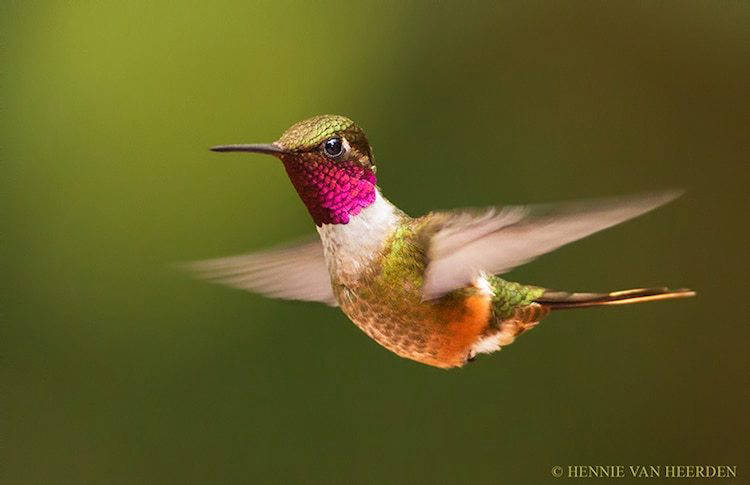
[535,287,696,310]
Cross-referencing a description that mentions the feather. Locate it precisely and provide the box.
[536,287,696,309]
[183,237,337,306]
[422,190,683,300]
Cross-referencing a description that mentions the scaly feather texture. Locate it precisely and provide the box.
[281,154,376,225]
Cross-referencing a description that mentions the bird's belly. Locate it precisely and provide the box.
[335,286,492,368]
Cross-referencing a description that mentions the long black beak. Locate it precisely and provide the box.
[209,143,286,155]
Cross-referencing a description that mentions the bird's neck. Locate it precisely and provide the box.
[281,157,377,226]
[317,188,404,281]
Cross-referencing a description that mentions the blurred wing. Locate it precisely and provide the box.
[422,191,682,299]
[185,237,337,306]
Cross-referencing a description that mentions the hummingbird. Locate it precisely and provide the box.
[189,115,695,369]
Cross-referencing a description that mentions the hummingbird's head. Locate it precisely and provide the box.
[211,115,377,226]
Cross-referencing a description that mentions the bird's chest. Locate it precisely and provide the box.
[318,216,491,368]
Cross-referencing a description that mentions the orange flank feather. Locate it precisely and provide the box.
[426,292,493,368]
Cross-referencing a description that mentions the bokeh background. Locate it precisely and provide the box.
[3,2,748,483]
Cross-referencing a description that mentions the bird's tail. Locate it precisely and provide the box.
[534,287,696,310]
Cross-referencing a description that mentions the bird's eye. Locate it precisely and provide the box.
[323,137,344,157]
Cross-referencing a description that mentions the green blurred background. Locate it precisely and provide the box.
[3,2,748,483]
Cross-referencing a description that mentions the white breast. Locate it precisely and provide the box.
[316,189,401,280]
